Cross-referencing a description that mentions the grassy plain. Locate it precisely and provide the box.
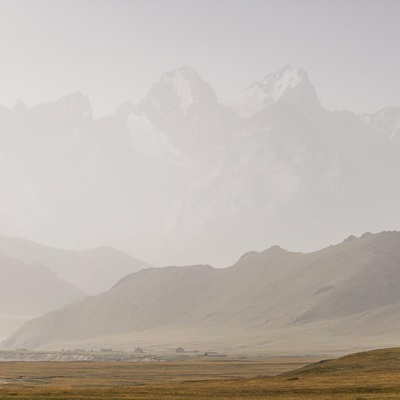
[0,349,399,399]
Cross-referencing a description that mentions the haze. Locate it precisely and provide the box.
[0,0,399,268]
[1,0,400,362]
[0,0,399,117]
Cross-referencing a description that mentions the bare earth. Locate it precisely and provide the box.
[0,348,400,399]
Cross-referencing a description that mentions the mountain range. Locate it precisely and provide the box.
[4,231,400,352]
[1,65,399,267]
[0,235,150,294]
[0,236,150,341]
[0,253,83,340]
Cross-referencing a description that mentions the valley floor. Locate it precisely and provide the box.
[0,349,399,399]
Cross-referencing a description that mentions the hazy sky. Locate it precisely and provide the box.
[0,0,399,117]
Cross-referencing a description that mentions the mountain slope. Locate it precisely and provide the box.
[0,235,151,294]
[0,253,84,340]
[0,254,83,315]
[233,65,321,118]
[285,347,400,377]
[360,107,400,140]
[5,231,400,350]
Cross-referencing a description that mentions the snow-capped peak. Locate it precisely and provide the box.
[360,107,400,139]
[139,66,217,119]
[233,66,321,118]
[163,67,197,116]
[260,65,305,102]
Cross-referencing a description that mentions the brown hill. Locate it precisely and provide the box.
[285,347,400,377]
[4,231,400,350]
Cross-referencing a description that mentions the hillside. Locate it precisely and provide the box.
[0,235,151,294]
[285,347,400,377]
[0,253,84,340]
[4,231,400,351]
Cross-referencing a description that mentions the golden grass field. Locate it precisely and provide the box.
[0,349,400,399]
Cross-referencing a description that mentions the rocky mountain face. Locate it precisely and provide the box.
[0,66,399,267]
[232,65,321,118]
[4,231,400,351]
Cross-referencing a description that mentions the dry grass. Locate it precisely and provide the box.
[0,349,400,399]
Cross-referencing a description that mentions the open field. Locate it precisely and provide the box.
[0,349,399,399]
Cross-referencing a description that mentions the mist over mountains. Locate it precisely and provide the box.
[0,253,83,316]
[0,236,149,340]
[5,231,400,351]
[1,64,400,351]
[0,235,150,294]
[0,65,399,267]
[0,252,83,340]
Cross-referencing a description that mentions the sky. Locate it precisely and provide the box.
[0,0,399,117]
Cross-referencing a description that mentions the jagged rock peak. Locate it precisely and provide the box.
[264,66,308,93]
[56,92,92,115]
[12,99,29,113]
[163,65,205,83]
[25,92,94,125]
[236,65,321,118]
[360,107,400,139]
[257,65,319,104]
[140,66,217,117]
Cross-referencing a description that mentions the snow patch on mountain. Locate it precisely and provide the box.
[360,107,400,139]
[139,66,218,124]
[163,70,194,116]
[232,66,321,118]
[127,113,190,166]
[261,65,303,102]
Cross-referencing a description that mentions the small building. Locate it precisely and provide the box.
[135,347,144,353]
[204,351,218,356]
[175,347,185,353]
